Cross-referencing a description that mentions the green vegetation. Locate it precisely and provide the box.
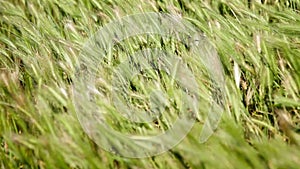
[1,0,300,168]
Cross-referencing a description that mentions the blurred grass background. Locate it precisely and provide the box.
[0,0,300,168]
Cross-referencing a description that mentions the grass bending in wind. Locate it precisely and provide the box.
[0,0,300,168]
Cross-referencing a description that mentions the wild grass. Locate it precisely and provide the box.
[0,0,300,168]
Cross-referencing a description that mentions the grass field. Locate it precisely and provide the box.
[1,0,300,168]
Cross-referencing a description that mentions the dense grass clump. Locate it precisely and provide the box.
[0,0,300,168]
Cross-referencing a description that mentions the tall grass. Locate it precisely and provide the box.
[0,0,299,168]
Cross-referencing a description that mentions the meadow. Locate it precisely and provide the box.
[0,0,300,168]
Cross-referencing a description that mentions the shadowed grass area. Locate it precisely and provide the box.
[0,0,300,168]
